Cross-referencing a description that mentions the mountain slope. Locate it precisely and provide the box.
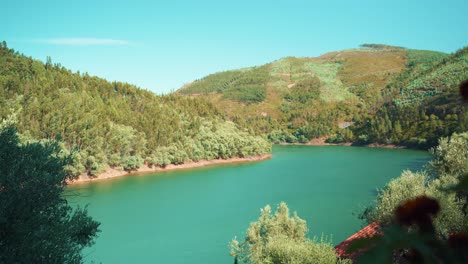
[179,45,467,148]
[0,42,271,177]
[353,47,468,148]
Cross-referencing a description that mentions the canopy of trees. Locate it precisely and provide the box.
[0,42,271,178]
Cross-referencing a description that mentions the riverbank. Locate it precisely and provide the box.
[69,154,272,184]
[278,137,406,149]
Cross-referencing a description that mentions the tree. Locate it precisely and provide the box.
[0,126,100,263]
[364,170,466,239]
[45,56,52,69]
[429,132,468,179]
[355,132,468,263]
[368,170,427,225]
[0,45,271,179]
[230,202,350,264]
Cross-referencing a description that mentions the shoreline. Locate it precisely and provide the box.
[68,154,272,185]
[68,142,407,185]
[277,137,406,149]
[278,142,406,149]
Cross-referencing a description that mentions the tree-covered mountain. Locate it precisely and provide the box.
[179,45,467,148]
[0,42,271,178]
[1,41,466,181]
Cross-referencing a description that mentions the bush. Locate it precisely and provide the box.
[429,132,468,179]
[367,171,427,225]
[85,155,102,176]
[122,155,143,171]
[108,153,122,167]
[268,129,289,144]
[425,175,466,238]
[147,148,171,168]
[326,129,354,144]
[230,202,349,264]
[364,170,467,239]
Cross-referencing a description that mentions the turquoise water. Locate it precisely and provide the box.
[68,145,429,263]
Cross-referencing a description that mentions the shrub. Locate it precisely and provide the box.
[429,132,468,179]
[230,202,349,264]
[122,155,143,171]
[368,171,427,225]
[364,170,467,239]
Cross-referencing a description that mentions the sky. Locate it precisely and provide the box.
[2,0,467,94]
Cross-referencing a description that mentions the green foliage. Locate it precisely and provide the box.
[181,55,361,142]
[181,70,245,94]
[353,79,467,149]
[181,65,269,96]
[0,126,100,263]
[122,155,144,171]
[364,170,466,239]
[366,171,427,225]
[0,43,271,178]
[363,133,468,239]
[180,45,467,149]
[406,49,448,70]
[394,48,467,106]
[147,147,172,168]
[429,132,468,179]
[223,85,266,103]
[230,202,349,264]
[284,78,321,104]
[425,175,467,238]
[267,129,290,144]
[325,129,354,143]
[357,132,468,263]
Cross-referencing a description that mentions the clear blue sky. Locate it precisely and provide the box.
[2,0,467,94]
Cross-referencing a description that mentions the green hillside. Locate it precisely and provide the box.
[0,42,271,178]
[353,47,468,148]
[179,45,467,148]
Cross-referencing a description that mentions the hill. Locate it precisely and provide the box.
[179,45,467,148]
[0,42,271,178]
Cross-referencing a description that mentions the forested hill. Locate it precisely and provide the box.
[179,44,468,148]
[0,42,271,177]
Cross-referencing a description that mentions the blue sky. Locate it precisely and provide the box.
[2,0,467,93]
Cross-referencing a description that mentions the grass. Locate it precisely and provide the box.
[303,61,352,102]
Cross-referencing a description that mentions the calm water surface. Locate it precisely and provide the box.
[68,145,429,263]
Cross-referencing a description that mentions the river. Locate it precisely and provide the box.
[68,145,429,263]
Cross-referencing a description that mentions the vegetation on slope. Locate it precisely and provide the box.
[351,47,468,148]
[0,42,271,178]
[180,45,467,149]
